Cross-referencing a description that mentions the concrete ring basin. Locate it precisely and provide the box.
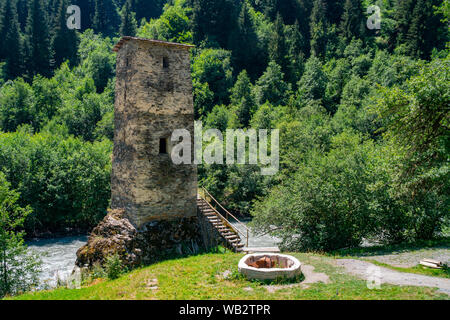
[238,253,302,280]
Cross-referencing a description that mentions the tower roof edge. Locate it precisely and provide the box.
[113,36,195,52]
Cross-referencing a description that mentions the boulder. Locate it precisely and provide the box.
[76,208,203,269]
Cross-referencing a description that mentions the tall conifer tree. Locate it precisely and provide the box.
[268,14,288,78]
[52,0,79,67]
[339,0,367,41]
[25,0,52,77]
[229,1,261,79]
[1,0,24,79]
[120,0,137,36]
[309,0,328,59]
[396,0,446,59]
[93,0,120,36]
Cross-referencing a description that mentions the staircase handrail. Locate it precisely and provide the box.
[199,187,249,247]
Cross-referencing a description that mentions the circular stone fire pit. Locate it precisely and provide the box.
[238,253,302,280]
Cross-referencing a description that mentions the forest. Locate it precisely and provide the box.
[0,0,448,253]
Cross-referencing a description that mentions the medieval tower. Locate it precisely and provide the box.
[111,37,197,229]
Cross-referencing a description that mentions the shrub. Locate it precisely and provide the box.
[104,254,125,280]
[0,172,41,297]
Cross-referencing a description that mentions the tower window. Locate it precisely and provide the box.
[159,138,168,154]
[163,56,169,69]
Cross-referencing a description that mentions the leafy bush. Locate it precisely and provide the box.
[0,172,41,297]
[90,262,106,280]
[104,254,125,280]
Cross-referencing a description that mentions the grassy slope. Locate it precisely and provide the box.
[8,252,448,300]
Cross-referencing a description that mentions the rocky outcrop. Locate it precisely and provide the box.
[76,209,204,269]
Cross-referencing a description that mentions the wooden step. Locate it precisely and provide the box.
[204,213,216,218]
[225,235,239,240]
[228,238,240,244]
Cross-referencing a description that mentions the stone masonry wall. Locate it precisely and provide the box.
[111,38,197,229]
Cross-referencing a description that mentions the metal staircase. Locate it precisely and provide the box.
[197,187,249,252]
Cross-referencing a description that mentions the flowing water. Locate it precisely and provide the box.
[231,221,281,248]
[27,236,87,288]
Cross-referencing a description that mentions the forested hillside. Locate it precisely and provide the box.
[0,0,448,250]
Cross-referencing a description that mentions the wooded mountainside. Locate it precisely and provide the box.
[0,0,448,251]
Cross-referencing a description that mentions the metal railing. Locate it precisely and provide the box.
[199,187,249,248]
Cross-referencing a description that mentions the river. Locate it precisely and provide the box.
[27,236,87,288]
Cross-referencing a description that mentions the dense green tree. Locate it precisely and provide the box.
[332,75,374,134]
[119,0,137,36]
[0,78,33,132]
[193,79,214,118]
[401,0,447,59]
[229,1,261,79]
[395,0,416,46]
[230,70,256,127]
[0,0,24,79]
[204,104,238,131]
[93,0,120,36]
[0,172,41,298]
[285,21,306,85]
[132,0,165,22]
[253,61,291,106]
[339,0,367,41]
[297,56,327,104]
[324,58,351,113]
[268,14,288,77]
[261,0,307,25]
[192,48,234,106]
[250,102,274,129]
[78,30,116,92]
[137,1,192,43]
[375,54,450,239]
[0,131,112,234]
[73,0,95,31]
[24,0,52,77]
[52,0,79,68]
[251,131,380,251]
[230,70,253,106]
[16,0,29,30]
[325,0,345,25]
[191,0,239,48]
[309,0,329,59]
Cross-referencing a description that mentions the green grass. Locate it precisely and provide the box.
[5,252,448,300]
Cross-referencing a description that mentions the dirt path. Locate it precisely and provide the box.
[335,259,450,295]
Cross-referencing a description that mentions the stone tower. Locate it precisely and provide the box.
[111,37,197,229]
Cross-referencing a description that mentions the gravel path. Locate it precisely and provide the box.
[335,259,450,295]
[363,248,449,268]
[348,246,450,268]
